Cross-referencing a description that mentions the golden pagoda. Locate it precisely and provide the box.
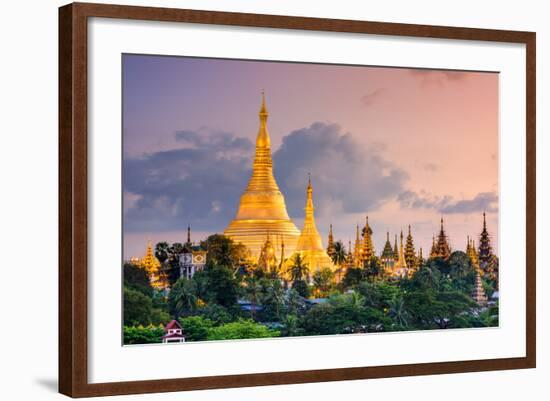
[138,240,166,290]
[224,93,300,258]
[393,230,409,277]
[257,232,278,273]
[290,175,335,272]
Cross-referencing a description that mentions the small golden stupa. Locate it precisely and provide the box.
[224,93,300,257]
[289,175,335,272]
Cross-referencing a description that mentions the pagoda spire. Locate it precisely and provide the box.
[472,272,488,306]
[395,230,408,272]
[362,216,375,260]
[404,224,417,270]
[224,93,300,256]
[417,247,424,268]
[354,224,363,264]
[381,231,395,271]
[478,212,493,265]
[294,175,334,271]
[186,224,191,244]
[327,223,336,258]
[434,217,451,259]
[430,236,437,258]
[347,239,354,266]
[393,234,399,259]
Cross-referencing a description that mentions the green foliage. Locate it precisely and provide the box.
[363,256,383,282]
[202,263,239,307]
[204,234,248,269]
[291,279,310,298]
[312,267,335,297]
[150,308,171,326]
[404,290,474,329]
[258,278,285,321]
[124,237,498,344]
[154,241,171,264]
[206,319,280,341]
[168,278,198,317]
[195,303,235,325]
[331,241,347,266]
[179,316,214,342]
[123,325,164,345]
[300,292,391,335]
[287,254,310,282]
[124,286,153,326]
[342,267,364,289]
[356,281,398,311]
[123,262,153,297]
[281,314,303,337]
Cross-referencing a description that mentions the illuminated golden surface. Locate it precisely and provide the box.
[290,176,335,272]
[224,94,300,257]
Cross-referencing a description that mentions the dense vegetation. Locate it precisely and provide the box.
[123,235,498,344]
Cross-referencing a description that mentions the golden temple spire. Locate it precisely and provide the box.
[327,223,336,258]
[294,175,335,271]
[256,90,270,149]
[224,93,300,257]
[296,175,323,252]
[362,215,375,260]
[354,224,363,263]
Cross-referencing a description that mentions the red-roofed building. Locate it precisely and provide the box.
[162,320,186,343]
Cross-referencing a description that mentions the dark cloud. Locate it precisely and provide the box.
[439,192,498,214]
[398,190,498,214]
[360,88,385,106]
[273,122,408,217]
[409,69,469,87]
[124,129,252,232]
[124,122,410,232]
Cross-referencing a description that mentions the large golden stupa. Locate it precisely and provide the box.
[224,94,300,257]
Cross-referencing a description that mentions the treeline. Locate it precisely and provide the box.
[123,235,498,344]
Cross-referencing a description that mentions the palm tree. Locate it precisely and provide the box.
[312,267,334,298]
[154,241,171,264]
[169,278,197,318]
[388,295,410,328]
[332,240,347,266]
[261,279,285,321]
[346,291,366,308]
[288,254,309,282]
[244,276,262,320]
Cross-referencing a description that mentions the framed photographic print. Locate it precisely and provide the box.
[59,2,536,397]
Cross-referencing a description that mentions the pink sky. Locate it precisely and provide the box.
[123,56,499,259]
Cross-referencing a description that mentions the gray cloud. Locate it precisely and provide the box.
[398,190,498,214]
[273,122,408,217]
[124,122,410,232]
[360,88,385,106]
[124,129,252,232]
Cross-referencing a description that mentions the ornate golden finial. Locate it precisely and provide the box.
[260,90,268,117]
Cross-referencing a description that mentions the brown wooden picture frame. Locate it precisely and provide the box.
[59,2,536,397]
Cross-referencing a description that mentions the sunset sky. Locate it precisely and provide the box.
[122,54,499,260]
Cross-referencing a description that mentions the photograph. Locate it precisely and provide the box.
[122,54,500,345]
